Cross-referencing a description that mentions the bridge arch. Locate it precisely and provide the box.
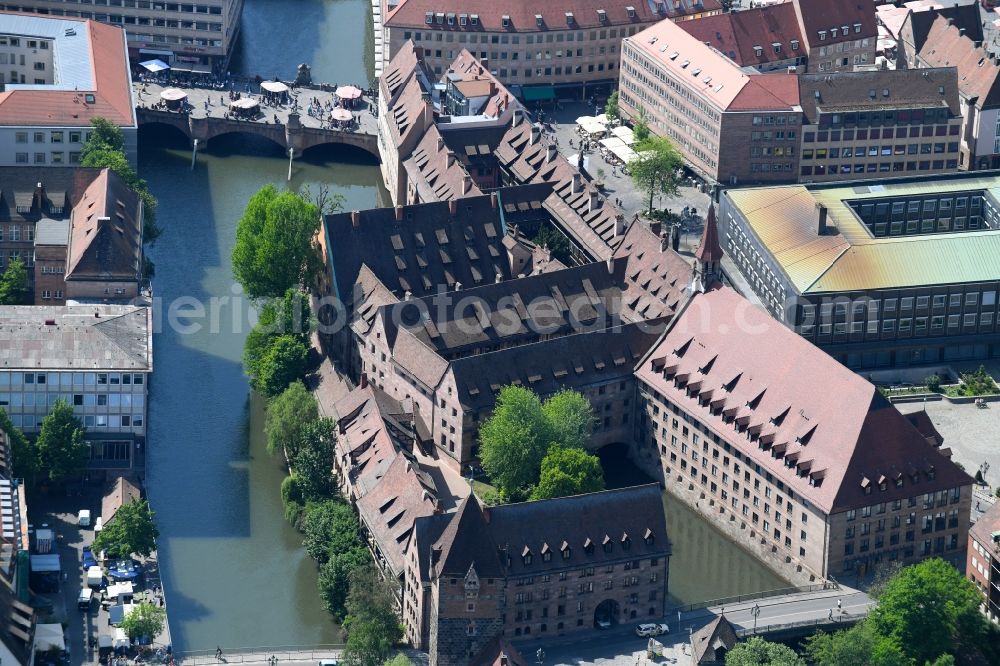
[137,121,192,148]
[203,130,287,155]
[299,141,380,165]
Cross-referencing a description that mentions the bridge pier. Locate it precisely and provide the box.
[191,138,199,170]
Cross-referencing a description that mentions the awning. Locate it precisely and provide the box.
[30,554,60,572]
[230,97,259,109]
[34,624,65,653]
[330,108,352,121]
[599,137,627,150]
[260,80,289,93]
[336,85,363,100]
[139,59,169,73]
[611,125,635,144]
[522,85,556,102]
[160,88,187,101]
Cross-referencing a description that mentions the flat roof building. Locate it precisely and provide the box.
[719,171,1000,369]
[633,286,973,581]
[0,304,152,468]
[2,0,244,70]
[0,13,137,166]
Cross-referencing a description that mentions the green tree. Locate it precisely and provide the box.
[382,655,413,666]
[35,399,87,483]
[869,558,987,665]
[632,106,651,143]
[630,136,683,215]
[0,410,35,481]
[604,91,620,121]
[294,417,336,501]
[542,389,595,450]
[478,386,552,497]
[924,374,942,392]
[120,602,167,640]
[232,185,322,300]
[531,224,573,265]
[253,335,309,398]
[245,290,314,399]
[264,380,318,457]
[0,258,29,305]
[81,116,126,157]
[804,624,908,666]
[301,499,361,564]
[93,498,160,559]
[957,365,998,396]
[343,566,402,666]
[319,547,370,620]
[530,446,605,500]
[725,637,805,666]
[281,474,306,527]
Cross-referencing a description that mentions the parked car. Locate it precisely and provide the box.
[82,547,96,570]
[108,559,140,582]
[635,623,670,637]
[78,587,93,610]
[596,617,612,629]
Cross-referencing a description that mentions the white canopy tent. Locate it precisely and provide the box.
[113,628,130,649]
[593,113,611,126]
[34,624,65,652]
[575,115,595,125]
[579,120,607,137]
[599,136,628,151]
[611,145,639,164]
[611,125,635,145]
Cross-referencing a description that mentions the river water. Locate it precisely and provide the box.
[140,0,782,652]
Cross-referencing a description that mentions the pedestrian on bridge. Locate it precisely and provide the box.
[216,646,223,661]
[837,598,842,612]
[828,608,833,621]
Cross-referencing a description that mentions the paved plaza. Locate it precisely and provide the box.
[134,80,379,137]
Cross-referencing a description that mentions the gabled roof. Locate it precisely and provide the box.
[791,0,877,50]
[433,494,504,578]
[679,3,804,69]
[66,169,142,282]
[969,500,1000,551]
[904,3,983,53]
[690,614,739,665]
[918,16,1000,109]
[613,221,693,321]
[0,16,134,127]
[101,475,141,525]
[403,125,483,202]
[637,287,971,514]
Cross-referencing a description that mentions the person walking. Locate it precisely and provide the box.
[216,646,223,661]
[828,608,833,621]
[837,598,842,612]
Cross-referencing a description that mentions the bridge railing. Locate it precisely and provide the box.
[735,611,869,638]
[666,581,839,615]
[170,645,344,665]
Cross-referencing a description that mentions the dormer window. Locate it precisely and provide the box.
[459,13,467,25]
[523,553,532,565]
[584,538,594,554]
[753,46,763,57]
[470,14,479,24]
[446,12,455,24]
[597,8,608,23]
[772,42,781,54]
[644,528,654,546]
[791,39,799,50]
[819,30,827,41]
[425,11,433,23]
[854,23,862,33]
[621,534,631,550]
[502,14,511,28]
[543,551,552,562]
[565,11,575,25]
[626,5,636,17]
[535,14,543,27]
[841,25,849,36]
[562,548,571,560]
[602,535,612,553]
[435,12,444,24]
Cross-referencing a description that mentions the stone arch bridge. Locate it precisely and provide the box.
[136,108,378,159]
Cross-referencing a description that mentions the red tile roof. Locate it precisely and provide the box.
[918,16,1000,110]
[727,72,800,111]
[386,0,721,31]
[969,500,1000,551]
[679,3,804,68]
[637,287,972,514]
[694,204,723,263]
[0,19,134,127]
[791,0,878,50]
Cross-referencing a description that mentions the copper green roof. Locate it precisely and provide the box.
[725,174,1000,294]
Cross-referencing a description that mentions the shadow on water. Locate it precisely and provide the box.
[598,444,788,607]
[231,0,375,84]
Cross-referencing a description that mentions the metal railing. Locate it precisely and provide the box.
[169,645,345,665]
[735,611,869,638]
[666,581,839,614]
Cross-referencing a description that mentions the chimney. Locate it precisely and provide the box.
[437,135,445,151]
[490,191,498,209]
[530,123,541,144]
[455,281,462,291]
[351,210,361,228]
[959,28,966,37]
[649,220,662,237]
[614,214,625,237]
[496,272,503,283]
[606,256,614,273]
[588,189,600,212]
[671,223,681,252]
[817,203,828,236]
[395,205,404,222]
[512,108,522,126]
[360,372,369,389]
[404,290,412,301]
[448,198,457,216]
[572,173,582,194]
[481,57,489,71]
[946,17,954,27]
[660,231,669,252]
[462,175,474,195]
[447,153,456,167]
[421,92,434,130]
[547,143,557,162]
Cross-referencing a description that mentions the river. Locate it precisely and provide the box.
[140,0,782,653]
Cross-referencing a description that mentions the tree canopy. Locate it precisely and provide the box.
[264,380,319,457]
[120,602,167,640]
[604,91,620,121]
[294,417,337,501]
[252,335,309,397]
[479,386,596,498]
[804,624,908,666]
[530,446,605,500]
[36,399,88,483]
[725,637,805,666]
[93,498,160,559]
[343,566,402,666]
[245,289,314,398]
[868,558,986,665]
[232,185,322,299]
[0,409,35,480]
[0,258,30,305]
[301,499,361,564]
[629,135,683,215]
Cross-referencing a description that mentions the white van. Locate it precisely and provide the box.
[94,517,103,533]
[77,587,93,610]
[86,565,103,589]
[78,510,91,527]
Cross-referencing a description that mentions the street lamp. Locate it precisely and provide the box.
[751,603,761,635]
